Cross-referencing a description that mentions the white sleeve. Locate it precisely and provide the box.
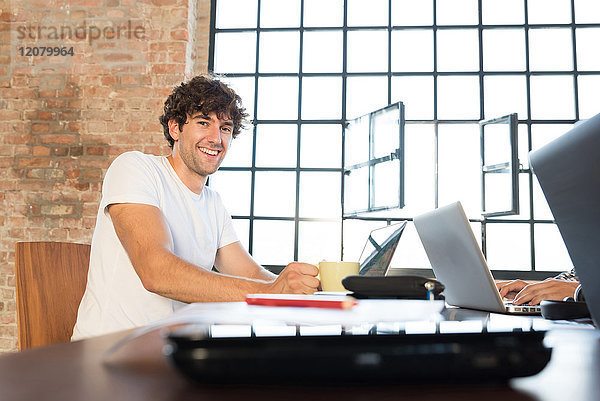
[99,152,160,218]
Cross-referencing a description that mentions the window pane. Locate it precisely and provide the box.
[437,29,479,72]
[347,30,388,73]
[437,76,481,120]
[345,115,370,166]
[533,178,554,220]
[535,224,574,272]
[304,0,343,27]
[344,166,369,213]
[391,0,433,26]
[482,0,524,25]
[252,220,295,264]
[372,161,399,209]
[300,124,342,168]
[302,30,343,73]
[257,77,299,120]
[391,76,434,120]
[484,75,528,119]
[483,122,512,166]
[255,124,297,167]
[346,76,388,119]
[438,124,481,218]
[254,171,296,217]
[259,31,299,73]
[391,30,433,72]
[372,105,400,159]
[578,75,600,119]
[528,0,572,24]
[483,172,513,213]
[342,220,385,262]
[402,124,435,216]
[436,0,479,25]
[299,172,341,218]
[575,0,600,23]
[231,218,250,251]
[214,32,256,73]
[298,221,342,263]
[493,172,531,220]
[220,76,255,123]
[531,123,573,152]
[221,128,253,168]
[483,29,526,72]
[389,222,431,269]
[518,124,529,169]
[347,0,388,26]
[209,171,252,216]
[529,75,575,120]
[301,76,342,120]
[260,0,300,28]
[576,28,600,71]
[216,0,257,29]
[486,224,531,271]
[529,28,573,72]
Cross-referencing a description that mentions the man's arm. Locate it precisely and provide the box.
[109,203,319,303]
[214,241,277,282]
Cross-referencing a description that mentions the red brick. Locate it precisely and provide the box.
[32,146,50,156]
[170,29,188,41]
[39,134,78,144]
[31,123,50,133]
[57,88,76,98]
[38,89,57,98]
[16,158,52,168]
[85,146,106,156]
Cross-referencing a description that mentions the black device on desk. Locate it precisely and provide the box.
[164,320,551,385]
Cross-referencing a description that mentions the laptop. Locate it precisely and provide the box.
[357,222,407,276]
[529,113,600,327]
[413,201,541,314]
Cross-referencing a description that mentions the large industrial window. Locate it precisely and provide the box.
[208,0,600,278]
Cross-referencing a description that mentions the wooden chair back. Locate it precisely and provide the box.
[15,242,91,350]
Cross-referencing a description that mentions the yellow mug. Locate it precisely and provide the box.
[318,261,360,292]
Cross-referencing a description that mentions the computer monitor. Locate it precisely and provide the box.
[529,113,600,327]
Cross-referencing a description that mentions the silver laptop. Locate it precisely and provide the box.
[413,201,541,315]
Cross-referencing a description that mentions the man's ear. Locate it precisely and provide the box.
[168,119,180,141]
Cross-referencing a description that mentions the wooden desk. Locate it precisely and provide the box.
[1,313,598,401]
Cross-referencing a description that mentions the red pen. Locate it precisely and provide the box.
[246,294,357,310]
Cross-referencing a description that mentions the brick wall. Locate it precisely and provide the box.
[0,0,211,352]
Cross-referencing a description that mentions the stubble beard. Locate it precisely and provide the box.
[179,141,223,178]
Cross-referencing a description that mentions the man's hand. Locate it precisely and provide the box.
[497,279,580,305]
[496,279,531,300]
[266,263,320,295]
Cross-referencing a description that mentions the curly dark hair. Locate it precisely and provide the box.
[159,75,248,148]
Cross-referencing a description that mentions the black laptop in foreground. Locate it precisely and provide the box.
[164,319,551,384]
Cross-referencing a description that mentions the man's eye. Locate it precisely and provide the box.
[222,126,232,133]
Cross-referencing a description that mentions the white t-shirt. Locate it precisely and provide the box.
[72,151,238,340]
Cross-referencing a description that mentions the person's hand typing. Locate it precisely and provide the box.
[497,279,579,305]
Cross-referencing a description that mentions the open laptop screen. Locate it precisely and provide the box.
[358,222,406,276]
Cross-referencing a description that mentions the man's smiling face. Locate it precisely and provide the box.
[171,111,233,179]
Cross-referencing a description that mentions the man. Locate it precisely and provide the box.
[496,268,582,305]
[72,76,320,340]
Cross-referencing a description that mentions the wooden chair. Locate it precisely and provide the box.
[15,242,91,350]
